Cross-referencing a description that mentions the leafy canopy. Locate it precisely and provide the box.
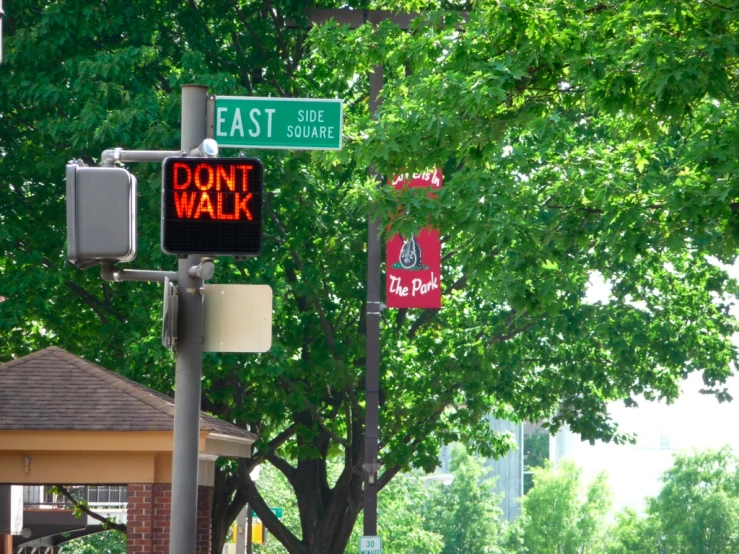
[2,0,739,553]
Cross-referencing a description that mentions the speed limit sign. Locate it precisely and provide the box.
[360,536,382,554]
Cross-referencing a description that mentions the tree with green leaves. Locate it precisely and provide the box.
[2,1,739,553]
[605,508,663,554]
[423,445,506,554]
[607,447,739,554]
[516,460,611,554]
[60,531,126,554]
[377,471,444,554]
[649,447,739,553]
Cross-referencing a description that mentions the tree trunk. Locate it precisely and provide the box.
[296,463,364,554]
[243,464,364,554]
[209,398,366,554]
[233,415,366,554]
[211,465,247,554]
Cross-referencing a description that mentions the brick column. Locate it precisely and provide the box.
[0,534,11,554]
[152,484,172,553]
[196,486,213,554]
[127,484,213,554]
[127,484,154,554]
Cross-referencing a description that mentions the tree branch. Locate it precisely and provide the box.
[279,376,350,448]
[9,240,58,271]
[231,0,287,96]
[65,281,124,324]
[230,31,254,93]
[266,193,343,363]
[54,486,127,533]
[488,316,539,344]
[156,73,172,94]
[247,422,298,470]
[344,397,354,470]
[440,237,479,264]
[702,0,732,9]
[407,275,467,339]
[265,451,299,486]
[180,1,244,75]
[237,460,306,554]
[378,386,460,487]
[376,464,402,492]
[264,1,290,77]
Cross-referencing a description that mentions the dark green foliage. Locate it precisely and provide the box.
[2,1,739,553]
[60,531,126,554]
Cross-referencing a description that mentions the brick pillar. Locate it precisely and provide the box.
[127,484,213,554]
[196,486,213,554]
[0,534,11,554]
[152,484,172,553]
[127,484,154,554]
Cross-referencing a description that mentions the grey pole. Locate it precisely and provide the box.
[0,0,4,65]
[246,505,253,554]
[363,63,384,537]
[169,84,209,554]
[282,11,393,536]
[235,505,247,554]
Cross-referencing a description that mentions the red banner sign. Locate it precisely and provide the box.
[386,169,442,309]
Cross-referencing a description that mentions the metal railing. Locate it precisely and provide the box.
[22,486,128,509]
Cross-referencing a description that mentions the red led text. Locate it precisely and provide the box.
[170,162,254,221]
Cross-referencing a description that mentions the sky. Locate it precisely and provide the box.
[570,265,739,514]
[571,371,739,514]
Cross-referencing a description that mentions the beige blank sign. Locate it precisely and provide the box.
[203,284,273,353]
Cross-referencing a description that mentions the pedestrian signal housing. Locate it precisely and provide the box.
[66,163,137,268]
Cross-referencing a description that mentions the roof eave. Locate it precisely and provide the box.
[202,431,255,459]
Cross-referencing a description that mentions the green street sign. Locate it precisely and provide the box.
[213,96,343,150]
[252,507,283,519]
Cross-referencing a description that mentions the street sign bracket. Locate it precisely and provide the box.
[162,277,179,351]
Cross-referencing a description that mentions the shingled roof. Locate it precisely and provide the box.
[0,346,255,440]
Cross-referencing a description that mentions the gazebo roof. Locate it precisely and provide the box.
[0,346,254,440]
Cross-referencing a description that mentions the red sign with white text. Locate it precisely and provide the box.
[386,169,442,309]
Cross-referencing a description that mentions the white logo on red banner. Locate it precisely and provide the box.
[386,169,442,309]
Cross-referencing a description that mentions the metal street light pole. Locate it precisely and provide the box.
[0,0,4,65]
[364,61,384,536]
[286,10,417,537]
[169,84,209,554]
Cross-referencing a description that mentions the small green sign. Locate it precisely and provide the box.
[213,96,343,150]
[252,507,283,519]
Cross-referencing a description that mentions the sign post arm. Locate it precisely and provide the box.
[206,95,215,140]
[100,263,178,283]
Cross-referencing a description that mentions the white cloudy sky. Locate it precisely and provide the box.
[572,264,739,514]
[572,371,739,513]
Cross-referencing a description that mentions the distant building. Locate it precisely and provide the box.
[499,420,573,521]
[438,417,574,522]
[485,419,524,521]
